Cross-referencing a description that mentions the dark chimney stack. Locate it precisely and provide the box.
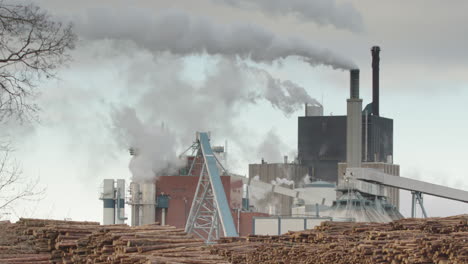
[371,46,380,116]
[350,69,360,99]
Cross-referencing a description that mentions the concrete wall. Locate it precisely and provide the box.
[294,186,336,207]
[253,217,330,235]
[236,211,269,236]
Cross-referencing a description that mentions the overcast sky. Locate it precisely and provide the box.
[4,0,467,221]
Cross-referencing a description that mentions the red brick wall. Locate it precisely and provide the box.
[155,175,242,229]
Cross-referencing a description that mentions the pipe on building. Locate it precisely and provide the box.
[371,46,380,116]
[140,182,156,225]
[237,209,241,235]
[364,110,368,162]
[130,182,141,226]
[161,208,166,226]
[115,179,126,224]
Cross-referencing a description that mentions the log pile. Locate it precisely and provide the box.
[0,218,102,263]
[0,218,228,264]
[211,215,468,264]
[1,216,466,264]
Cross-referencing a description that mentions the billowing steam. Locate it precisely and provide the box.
[111,107,184,182]
[77,8,356,70]
[72,7,354,182]
[266,78,322,113]
[271,177,294,186]
[249,176,294,215]
[302,174,312,185]
[212,0,364,33]
[256,129,286,163]
[245,63,322,114]
[107,56,318,181]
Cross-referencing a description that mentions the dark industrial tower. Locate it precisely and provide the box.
[297,46,393,183]
[371,46,380,116]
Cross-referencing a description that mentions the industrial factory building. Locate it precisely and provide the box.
[248,46,400,216]
[298,114,393,183]
[101,47,405,236]
[98,46,468,244]
[298,47,394,184]
[126,143,268,238]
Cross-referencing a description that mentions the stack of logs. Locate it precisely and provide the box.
[0,218,228,264]
[1,216,466,264]
[211,215,468,264]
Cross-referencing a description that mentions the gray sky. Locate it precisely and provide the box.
[4,0,467,221]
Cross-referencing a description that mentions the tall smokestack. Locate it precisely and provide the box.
[346,69,362,168]
[350,69,360,99]
[371,46,380,116]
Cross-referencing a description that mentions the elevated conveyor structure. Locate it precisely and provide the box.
[185,132,238,243]
[347,167,468,218]
[347,168,468,203]
[229,174,385,204]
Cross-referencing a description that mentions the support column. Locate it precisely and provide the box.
[140,182,156,225]
[411,191,417,218]
[161,208,166,226]
[115,179,126,224]
[130,182,141,226]
[103,179,115,225]
[416,192,428,218]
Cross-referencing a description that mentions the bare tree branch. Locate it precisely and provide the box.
[0,1,71,218]
[0,1,76,122]
[0,143,45,215]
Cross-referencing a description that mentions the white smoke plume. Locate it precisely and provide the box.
[249,175,274,212]
[69,6,352,182]
[256,129,289,163]
[249,175,268,201]
[212,0,364,33]
[302,174,312,185]
[111,107,184,182]
[265,77,322,114]
[249,176,291,215]
[107,55,316,181]
[77,8,356,70]
[271,177,294,186]
[241,63,321,114]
